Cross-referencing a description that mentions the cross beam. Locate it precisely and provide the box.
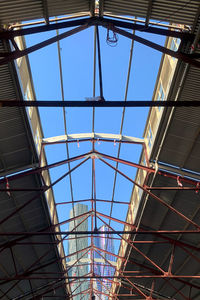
[1,100,200,107]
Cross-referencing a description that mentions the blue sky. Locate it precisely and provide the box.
[25,20,165,256]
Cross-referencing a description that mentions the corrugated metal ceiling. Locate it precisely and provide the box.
[0,0,199,28]
[0,39,68,298]
[116,3,200,298]
[119,173,200,299]
[103,0,200,26]
[0,40,38,175]
[0,0,90,24]
[152,58,200,172]
[1,1,200,299]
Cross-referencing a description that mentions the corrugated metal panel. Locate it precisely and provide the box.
[0,0,43,24]
[158,111,200,167]
[0,0,90,24]
[151,0,199,25]
[117,9,200,298]
[0,0,198,26]
[179,66,200,100]
[157,60,200,172]
[0,173,67,299]
[0,41,38,174]
[104,0,149,19]
[48,0,90,16]
[103,0,199,26]
[0,44,17,100]
[0,104,35,173]
[149,5,200,171]
[119,172,200,298]
[0,39,68,300]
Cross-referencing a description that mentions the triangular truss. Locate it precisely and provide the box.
[1,134,200,299]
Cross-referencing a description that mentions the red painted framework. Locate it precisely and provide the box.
[0,136,199,299]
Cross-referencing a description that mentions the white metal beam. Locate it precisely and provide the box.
[42,133,144,144]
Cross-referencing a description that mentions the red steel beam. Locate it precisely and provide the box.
[0,247,62,291]
[94,275,120,299]
[93,245,126,261]
[92,156,98,230]
[97,215,165,275]
[95,212,200,252]
[96,210,136,229]
[163,278,189,300]
[65,245,91,260]
[71,278,89,296]
[0,246,90,286]
[53,210,92,230]
[146,186,200,191]
[0,212,91,252]
[12,279,66,300]
[99,157,200,230]
[95,275,133,292]
[18,231,189,251]
[1,275,200,281]
[134,226,200,252]
[71,287,90,298]
[29,280,68,300]
[128,240,168,244]
[66,235,121,241]
[93,286,119,299]
[94,247,148,298]
[90,153,95,299]
[0,157,89,227]
[69,272,91,284]
[181,245,200,264]
[112,294,142,297]
[96,150,154,173]
[128,257,200,291]
[97,211,200,294]
[168,244,175,276]
[67,248,90,274]
[121,276,147,299]
[93,247,162,300]
[0,152,89,185]
[96,150,200,187]
[0,229,199,237]
[42,296,67,298]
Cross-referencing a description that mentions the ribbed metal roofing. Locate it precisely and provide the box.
[152,56,200,172]
[0,40,38,174]
[0,40,68,299]
[0,0,90,24]
[116,6,200,299]
[104,0,149,19]
[48,0,90,17]
[1,1,200,299]
[119,173,200,299]
[0,42,17,100]
[103,0,200,26]
[0,174,67,299]
[0,0,199,27]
